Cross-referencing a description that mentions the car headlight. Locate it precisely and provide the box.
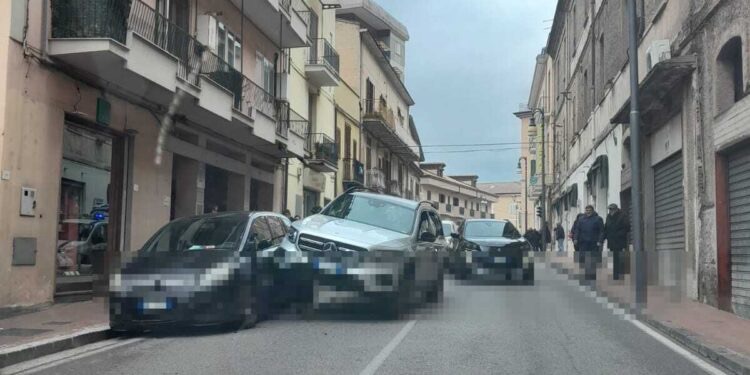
[463,241,481,251]
[287,226,299,243]
[198,262,234,288]
[110,273,122,290]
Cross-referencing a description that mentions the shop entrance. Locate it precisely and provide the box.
[56,122,124,300]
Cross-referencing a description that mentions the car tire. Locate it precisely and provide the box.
[235,284,261,330]
[383,274,413,320]
[426,268,444,303]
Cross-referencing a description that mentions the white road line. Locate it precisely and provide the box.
[629,320,727,375]
[1,338,143,375]
[550,266,727,375]
[359,320,417,375]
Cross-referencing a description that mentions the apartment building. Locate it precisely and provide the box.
[0,0,310,308]
[284,0,340,217]
[419,163,497,224]
[478,182,523,232]
[530,0,750,319]
[335,0,424,200]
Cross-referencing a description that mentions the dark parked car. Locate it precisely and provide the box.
[109,212,291,332]
[280,189,445,318]
[450,219,534,284]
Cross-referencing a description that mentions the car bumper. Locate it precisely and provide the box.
[109,289,238,331]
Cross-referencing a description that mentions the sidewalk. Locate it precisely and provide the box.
[0,298,110,368]
[543,252,750,375]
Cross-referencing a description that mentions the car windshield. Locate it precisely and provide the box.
[442,223,454,236]
[464,221,506,238]
[321,194,415,235]
[143,215,248,253]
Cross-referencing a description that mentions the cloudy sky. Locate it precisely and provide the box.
[375,0,557,182]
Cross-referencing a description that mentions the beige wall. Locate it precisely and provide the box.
[336,20,362,95]
[0,37,172,307]
[492,194,522,230]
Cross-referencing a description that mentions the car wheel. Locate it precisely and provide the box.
[235,285,261,330]
[383,275,413,320]
[426,268,444,303]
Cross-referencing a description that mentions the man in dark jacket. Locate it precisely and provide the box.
[573,205,604,280]
[600,203,630,280]
[555,223,566,253]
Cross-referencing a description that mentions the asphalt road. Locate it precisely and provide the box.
[6,263,720,375]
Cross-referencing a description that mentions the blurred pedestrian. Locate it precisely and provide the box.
[600,203,630,280]
[282,209,293,221]
[555,223,565,253]
[293,215,301,222]
[524,229,541,251]
[570,212,585,252]
[542,225,551,251]
[572,205,604,280]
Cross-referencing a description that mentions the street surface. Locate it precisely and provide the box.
[6,264,719,375]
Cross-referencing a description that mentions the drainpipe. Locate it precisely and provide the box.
[40,0,48,57]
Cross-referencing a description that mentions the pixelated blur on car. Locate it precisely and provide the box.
[450,219,534,284]
[280,189,446,318]
[109,212,291,332]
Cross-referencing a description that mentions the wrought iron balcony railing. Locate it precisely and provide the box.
[288,108,309,137]
[366,168,385,189]
[362,99,396,130]
[308,38,340,75]
[306,133,337,166]
[52,0,273,118]
[342,158,365,183]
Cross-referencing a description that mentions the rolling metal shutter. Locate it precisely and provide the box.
[654,154,684,253]
[728,149,750,318]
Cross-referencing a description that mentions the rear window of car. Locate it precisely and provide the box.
[143,214,248,253]
[322,194,415,235]
[464,221,506,238]
[442,223,453,236]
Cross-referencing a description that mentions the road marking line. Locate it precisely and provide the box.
[629,320,726,375]
[550,266,727,374]
[2,338,143,375]
[359,320,417,375]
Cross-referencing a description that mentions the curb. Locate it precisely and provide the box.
[542,257,750,375]
[0,324,112,369]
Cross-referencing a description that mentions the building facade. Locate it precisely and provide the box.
[0,0,312,309]
[478,182,523,231]
[335,0,424,200]
[419,163,497,224]
[528,0,750,319]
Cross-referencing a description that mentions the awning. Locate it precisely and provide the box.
[611,55,697,126]
[586,155,609,188]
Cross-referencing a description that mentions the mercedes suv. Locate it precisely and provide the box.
[280,189,446,318]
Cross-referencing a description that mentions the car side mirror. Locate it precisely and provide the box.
[419,232,437,243]
[450,233,460,240]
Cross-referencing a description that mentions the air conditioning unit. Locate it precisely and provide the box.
[646,40,671,72]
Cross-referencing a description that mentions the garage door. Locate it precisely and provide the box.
[728,149,750,318]
[654,154,684,253]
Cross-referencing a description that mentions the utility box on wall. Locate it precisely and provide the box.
[12,237,37,266]
[20,187,36,217]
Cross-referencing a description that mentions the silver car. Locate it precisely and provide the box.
[280,190,446,318]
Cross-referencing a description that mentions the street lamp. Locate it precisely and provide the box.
[517,156,528,232]
[529,109,547,251]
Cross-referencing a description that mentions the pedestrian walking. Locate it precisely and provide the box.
[570,212,585,252]
[600,203,630,280]
[572,205,604,280]
[524,229,541,251]
[282,209,293,222]
[542,225,551,252]
[555,223,566,253]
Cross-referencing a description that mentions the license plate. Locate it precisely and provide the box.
[466,252,472,263]
[493,257,506,264]
[140,297,170,310]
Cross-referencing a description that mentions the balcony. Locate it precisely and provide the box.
[342,158,365,184]
[306,38,340,87]
[305,133,338,173]
[362,99,420,162]
[276,102,307,158]
[230,0,307,48]
[366,168,385,190]
[49,0,278,147]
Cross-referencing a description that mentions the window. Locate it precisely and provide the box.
[716,36,745,114]
[145,215,248,253]
[250,217,273,250]
[427,190,432,201]
[464,221,506,238]
[502,222,521,239]
[265,216,287,244]
[210,18,241,70]
[256,54,274,94]
[453,197,459,207]
[530,160,537,176]
[322,194,416,234]
[429,212,444,237]
[439,194,446,203]
[417,211,437,240]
